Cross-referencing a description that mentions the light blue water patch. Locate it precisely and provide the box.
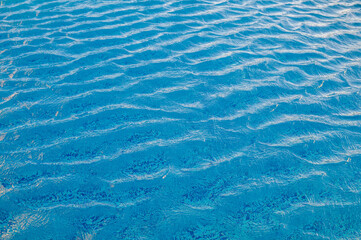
[1,0,361,239]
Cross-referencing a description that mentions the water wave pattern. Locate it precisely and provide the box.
[1,0,361,239]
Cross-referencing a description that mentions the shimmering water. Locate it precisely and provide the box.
[1,0,361,239]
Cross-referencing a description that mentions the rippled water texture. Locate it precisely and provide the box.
[1,0,361,239]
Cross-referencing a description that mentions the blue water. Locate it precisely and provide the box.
[1,0,361,239]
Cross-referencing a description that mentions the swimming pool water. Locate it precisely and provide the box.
[1,0,361,239]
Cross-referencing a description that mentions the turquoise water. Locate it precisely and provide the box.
[1,0,361,239]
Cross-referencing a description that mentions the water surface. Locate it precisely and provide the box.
[1,0,361,239]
